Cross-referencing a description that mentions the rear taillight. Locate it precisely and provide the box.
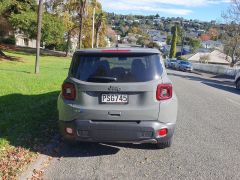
[65,127,74,135]
[62,82,76,100]
[156,84,172,101]
[157,128,168,137]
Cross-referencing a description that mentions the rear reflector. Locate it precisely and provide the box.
[158,128,168,137]
[65,127,74,135]
[62,82,76,100]
[101,50,130,53]
[156,84,173,101]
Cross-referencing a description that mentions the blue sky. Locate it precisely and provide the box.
[98,0,231,22]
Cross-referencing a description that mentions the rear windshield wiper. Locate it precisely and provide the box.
[88,76,117,83]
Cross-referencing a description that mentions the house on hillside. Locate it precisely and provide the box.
[186,49,231,65]
[201,40,223,50]
[15,33,36,48]
[152,35,167,47]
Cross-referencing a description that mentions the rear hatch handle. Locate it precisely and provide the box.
[108,111,121,117]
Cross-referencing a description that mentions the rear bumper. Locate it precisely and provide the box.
[181,67,193,71]
[59,120,175,144]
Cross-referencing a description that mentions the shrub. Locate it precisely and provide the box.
[1,36,16,45]
[177,56,188,61]
[199,55,210,63]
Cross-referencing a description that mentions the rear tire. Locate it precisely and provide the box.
[156,138,172,149]
[63,138,78,146]
[236,80,240,90]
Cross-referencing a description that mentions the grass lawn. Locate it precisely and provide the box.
[0,50,71,178]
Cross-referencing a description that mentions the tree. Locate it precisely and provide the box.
[189,37,201,53]
[169,26,177,58]
[91,0,97,48]
[81,1,107,48]
[78,0,88,49]
[208,28,219,41]
[59,0,88,49]
[95,12,105,48]
[47,0,78,55]
[222,23,240,67]
[0,1,9,57]
[147,42,160,49]
[200,54,210,63]
[35,0,43,74]
[166,35,172,45]
[171,25,182,44]
[62,11,75,56]
[136,36,150,47]
[0,0,12,39]
[9,11,66,46]
[0,0,36,58]
[222,0,240,67]
[200,34,211,42]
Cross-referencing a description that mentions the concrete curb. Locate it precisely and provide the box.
[18,135,60,180]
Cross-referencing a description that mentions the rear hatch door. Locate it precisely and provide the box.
[69,51,163,121]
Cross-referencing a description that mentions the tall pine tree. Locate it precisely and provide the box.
[169,26,177,58]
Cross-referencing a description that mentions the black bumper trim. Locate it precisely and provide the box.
[59,120,175,144]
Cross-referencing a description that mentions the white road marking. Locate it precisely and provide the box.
[226,98,240,107]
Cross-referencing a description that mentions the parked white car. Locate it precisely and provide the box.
[235,71,240,90]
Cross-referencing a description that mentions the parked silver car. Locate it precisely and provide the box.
[58,48,178,149]
[235,71,240,90]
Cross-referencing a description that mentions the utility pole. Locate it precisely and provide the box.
[92,7,96,48]
[35,0,43,74]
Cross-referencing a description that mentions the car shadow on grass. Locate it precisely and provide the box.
[168,72,240,96]
[0,92,60,154]
[0,92,158,159]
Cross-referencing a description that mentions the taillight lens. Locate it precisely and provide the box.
[156,84,172,101]
[65,127,74,135]
[62,82,76,100]
[158,128,168,137]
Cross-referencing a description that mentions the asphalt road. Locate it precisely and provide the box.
[43,70,240,180]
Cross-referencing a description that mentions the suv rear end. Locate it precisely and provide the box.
[58,48,178,149]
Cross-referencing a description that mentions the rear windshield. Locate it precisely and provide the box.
[70,53,163,83]
[181,61,190,65]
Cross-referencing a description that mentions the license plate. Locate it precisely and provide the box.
[101,94,128,104]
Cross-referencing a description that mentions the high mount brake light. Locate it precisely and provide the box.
[156,84,173,101]
[101,50,131,53]
[62,82,76,100]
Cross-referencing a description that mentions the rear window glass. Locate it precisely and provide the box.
[181,61,190,65]
[70,53,163,83]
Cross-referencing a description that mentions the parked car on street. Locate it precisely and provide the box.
[235,71,240,90]
[174,60,181,70]
[176,61,193,72]
[166,59,177,69]
[58,48,178,149]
